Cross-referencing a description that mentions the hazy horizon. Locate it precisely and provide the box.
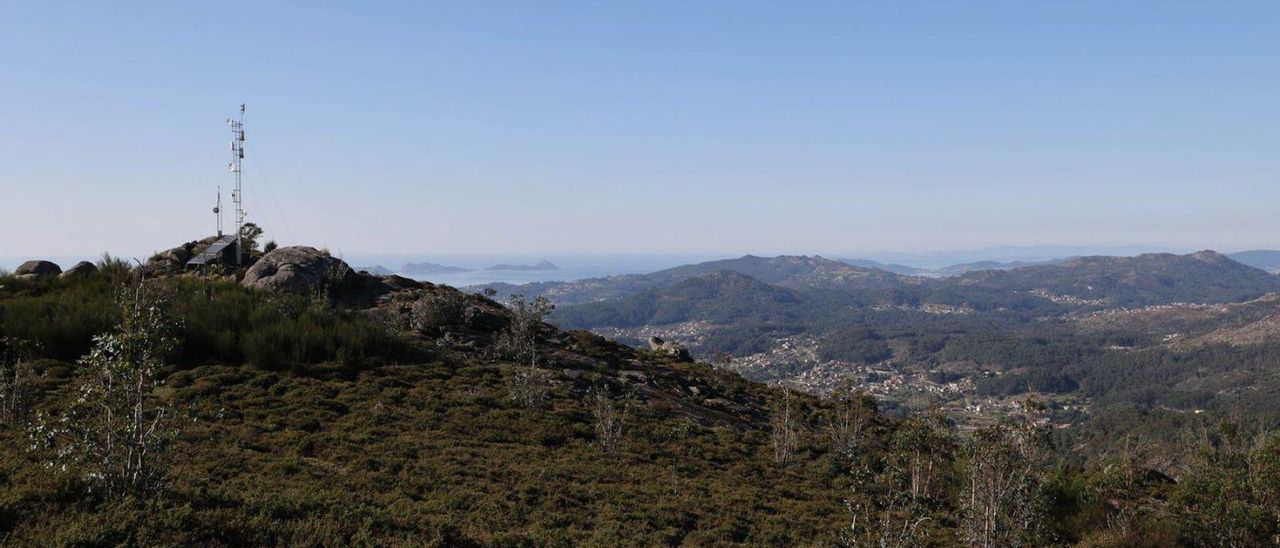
[9,242,1272,277]
[3,2,1278,258]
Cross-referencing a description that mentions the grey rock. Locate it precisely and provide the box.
[15,260,61,279]
[59,261,98,278]
[242,246,354,295]
[647,336,667,351]
[156,247,193,265]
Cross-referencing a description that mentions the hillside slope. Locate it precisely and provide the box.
[0,269,852,545]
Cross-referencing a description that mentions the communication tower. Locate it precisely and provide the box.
[228,104,247,264]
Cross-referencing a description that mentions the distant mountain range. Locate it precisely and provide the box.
[839,257,1067,277]
[1228,250,1280,274]
[484,250,1278,310]
[848,244,1181,270]
[835,258,926,275]
[553,251,1280,334]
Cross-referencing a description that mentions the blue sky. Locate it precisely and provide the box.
[1,1,1277,260]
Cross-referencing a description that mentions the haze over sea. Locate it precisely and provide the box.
[340,254,721,288]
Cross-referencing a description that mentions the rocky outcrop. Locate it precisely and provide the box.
[242,246,354,295]
[14,260,61,279]
[59,261,98,278]
[648,336,692,362]
[142,244,197,276]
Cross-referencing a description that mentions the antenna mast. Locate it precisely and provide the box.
[228,103,246,264]
[214,186,223,237]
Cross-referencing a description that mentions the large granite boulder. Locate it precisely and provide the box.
[242,246,354,295]
[14,260,61,280]
[59,261,98,278]
[141,245,196,276]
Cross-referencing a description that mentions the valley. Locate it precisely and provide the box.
[486,251,1280,442]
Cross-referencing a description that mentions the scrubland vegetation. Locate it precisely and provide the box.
[3,267,1280,546]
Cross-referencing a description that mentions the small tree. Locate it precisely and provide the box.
[842,422,937,548]
[771,387,800,466]
[592,386,629,455]
[505,364,552,410]
[239,222,265,254]
[495,294,555,410]
[0,337,39,424]
[826,386,877,465]
[28,280,183,498]
[411,290,475,335]
[495,294,554,366]
[958,419,1049,547]
[890,407,954,502]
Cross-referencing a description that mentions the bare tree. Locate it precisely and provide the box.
[28,280,183,497]
[592,385,629,455]
[0,337,39,424]
[771,387,799,465]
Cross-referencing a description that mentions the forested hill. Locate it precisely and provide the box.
[480,254,914,307]
[555,270,814,329]
[953,250,1280,306]
[645,255,913,291]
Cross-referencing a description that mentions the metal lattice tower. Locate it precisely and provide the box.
[227,103,246,264]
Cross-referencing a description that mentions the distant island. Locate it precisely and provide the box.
[485,259,559,272]
[401,262,473,276]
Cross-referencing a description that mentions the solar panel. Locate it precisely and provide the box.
[187,234,238,266]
